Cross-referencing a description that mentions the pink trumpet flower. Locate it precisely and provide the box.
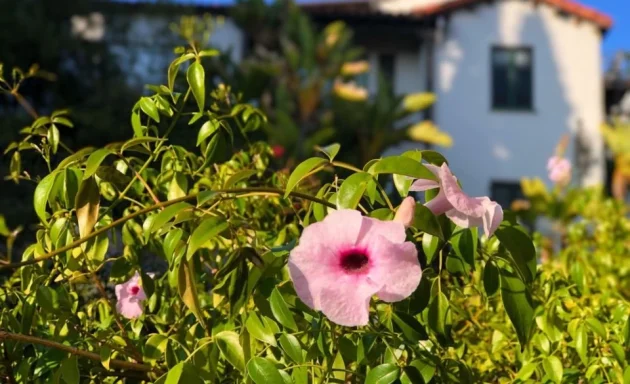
[288,209,421,327]
[410,163,503,237]
[547,156,571,185]
[115,272,153,319]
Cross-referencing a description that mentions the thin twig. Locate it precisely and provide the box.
[0,331,152,374]
[12,92,38,119]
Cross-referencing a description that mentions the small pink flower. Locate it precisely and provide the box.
[394,196,416,228]
[410,163,503,237]
[115,272,153,319]
[547,156,571,184]
[272,145,286,158]
[288,209,421,327]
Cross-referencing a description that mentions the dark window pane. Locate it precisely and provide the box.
[491,47,532,110]
[378,54,395,85]
[490,181,524,208]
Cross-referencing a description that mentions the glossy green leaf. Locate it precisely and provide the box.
[121,137,164,153]
[215,331,245,373]
[422,234,440,265]
[178,258,204,326]
[48,124,59,154]
[392,312,427,342]
[585,317,606,338]
[139,97,160,123]
[100,346,111,370]
[428,292,451,338]
[245,313,277,346]
[145,334,168,362]
[146,202,192,240]
[60,355,79,384]
[224,169,257,189]
[495,222,536,282]
[75,177,100,238]
[483,261,500,296]
[131,111,143,137]
[371,156,436,180]
[365,363,400,384]
[316,143,341,161]
[247,357,284,384]
[413,204,443,239]
[542,356,563,384]
[269,288,298,331]
[575,325,587,365]
[33,171,59,223]
[187,217,228,259]
[187,61,205,111]
[500,270,534,349]
[610,342,624,366]
[337,172,371,209]
[515,362,537,381]
[451,227,477,268]
[196,119,220,146]
[279,334,303,363]
[83,148,113,180]
[284,157,328,198]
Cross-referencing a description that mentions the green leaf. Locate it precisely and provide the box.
[121,137,165,153]
[187,217,228,259]
[624,366,630,384]
[500,270,534,349]
[146,202,192,240]
[365,363,400,384]
[139,97,160,123]
[585,317,606,339]
[100,346,111,370]
[215,331,245,372]
[421,150,448,166]
[392,312,428,343]
[75,177,100,238]
[278,334,303,363]
[575,325,587,365]
[131,111,143,137]
[83,148,113,180]
[451,227,477,268]
[515,362,537,381]
[196,119,220,146]
[393,151,423,197]
[316,143,340,161]
[336,172,371,209]
[60,355,79,384]
[371,156,437,180]
[33,172,59,223]
[625,315,630,348]
[245,313,277,346]
[542,356,563,384]
[610,342,624,366]
[428,292,451,339]
[483,261,500,296]
[168,54,194,91]
[422,234,441,265]
[402,93,436,112]
[284,157,328,198]
[145,334,168,362]
[269,288,298,331]
[165,362,185,384]
[413,204,443,239]
[247,357,284,384]
[187,61,205,111]
[48,124,59,154]
[404,357,436,384]
[495,222,536,282]
[178,259,204,326]
[224,169,257,189]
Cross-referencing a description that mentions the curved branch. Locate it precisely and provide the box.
[0,187,335,270]
[0,331,152,374]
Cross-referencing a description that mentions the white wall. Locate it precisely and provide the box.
[432,0,604,197]
[375,0,452,14]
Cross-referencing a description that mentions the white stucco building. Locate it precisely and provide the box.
[103,0,612,205]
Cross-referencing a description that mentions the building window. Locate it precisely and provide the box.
[490,181,524,209]
[378,53,396,86]
[491,47,533,110]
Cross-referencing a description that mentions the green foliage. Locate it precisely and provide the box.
[0,5,627,384]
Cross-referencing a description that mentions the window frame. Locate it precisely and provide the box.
[490,45,534,112]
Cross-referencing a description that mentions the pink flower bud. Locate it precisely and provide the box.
[394,196,416,228]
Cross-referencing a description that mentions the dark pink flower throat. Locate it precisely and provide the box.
[130,285,140,295]
[339,248,370,274]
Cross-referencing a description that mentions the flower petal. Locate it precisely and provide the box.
[439,164,485,217]
[116,298,144,319]
[394,196,416,228]
[301,209,363,251]
[318,276,380,326]
[288,241,338,310]
[115,283,127,301]
[368,237,421,302]
[409,179,439,192]
[445,207,484,229]
[357,216,406,245]
[424,189,453,215]
[481,199,503,237]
